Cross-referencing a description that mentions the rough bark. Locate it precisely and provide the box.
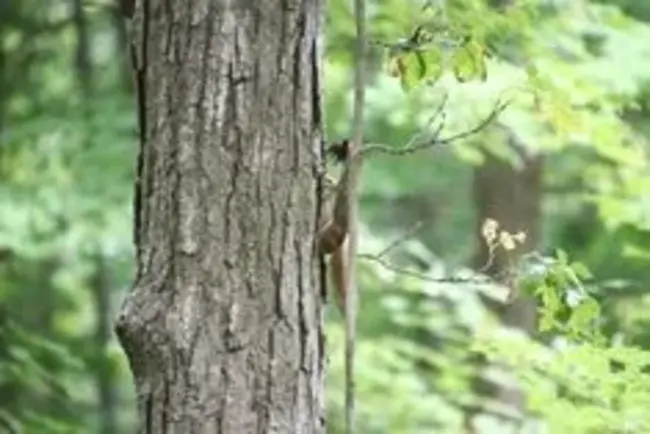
[115,1,326,433]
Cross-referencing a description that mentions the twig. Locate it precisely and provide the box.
[477,243,497,274]
[358,253,489,285]
[434,98,510,145]
[375,221,425,259]
[357,228,517,301]
[358,253,512,302]
[360,254,511,302]
[363,97,511,157]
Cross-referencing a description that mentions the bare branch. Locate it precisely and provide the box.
[375,221,425,259]
[477,244,497,274]
[357,227,514,302]
[363,97,511,157]
[359,253,511,302]
[434,98,511,146]
[359,253,483,284]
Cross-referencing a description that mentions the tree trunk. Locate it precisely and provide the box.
[115,1,326,433]
[465,131,543,432]
[473,145,541,334]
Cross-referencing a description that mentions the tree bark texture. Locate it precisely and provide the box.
[115,1,326,433]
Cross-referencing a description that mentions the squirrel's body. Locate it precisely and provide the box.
[318,139,360,311]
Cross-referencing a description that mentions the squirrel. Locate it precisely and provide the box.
[318,139,361,311]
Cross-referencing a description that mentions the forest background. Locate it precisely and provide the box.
[2,0,650,433]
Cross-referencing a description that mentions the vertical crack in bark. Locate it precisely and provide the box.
[167,76,180,306]
[223,63,239,249]
[279,2,288,72]
[263,327,275,432]
[182,1,195,65]
[311,2,327,426]
[268,188,281,297]
[310,37,327,305]
[255,178,266,300]
[291,14,304,136]
[275,209,290,319]
[296,238,308,370]
[133,0,151,271]
[145,392,154,433]
[180,319,201,421]
[309,40,322,130]
[161,381,170,434]
[218,361,230,434]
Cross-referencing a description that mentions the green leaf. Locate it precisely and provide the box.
[420,47,445,84]
[568,297,601,334]
[539,310,557,333]
[393,46,445,90]
[450,39,487,83]
[555,248,569,265]
[569,261,593,280]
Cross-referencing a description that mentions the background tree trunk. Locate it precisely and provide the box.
[465,130,543,432]
[91,252,118,434]
[115,1,326,433]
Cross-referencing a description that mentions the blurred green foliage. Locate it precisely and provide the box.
[2,0,650,433]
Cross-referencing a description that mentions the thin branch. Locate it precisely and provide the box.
[375,221,425,259]
[357,228,514,301]
[358,253,512,302]
[435,98,511,145]
[372,92,448,154]
[359,253,489,285]
[477,243,497,274]
[363,97,511,157]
